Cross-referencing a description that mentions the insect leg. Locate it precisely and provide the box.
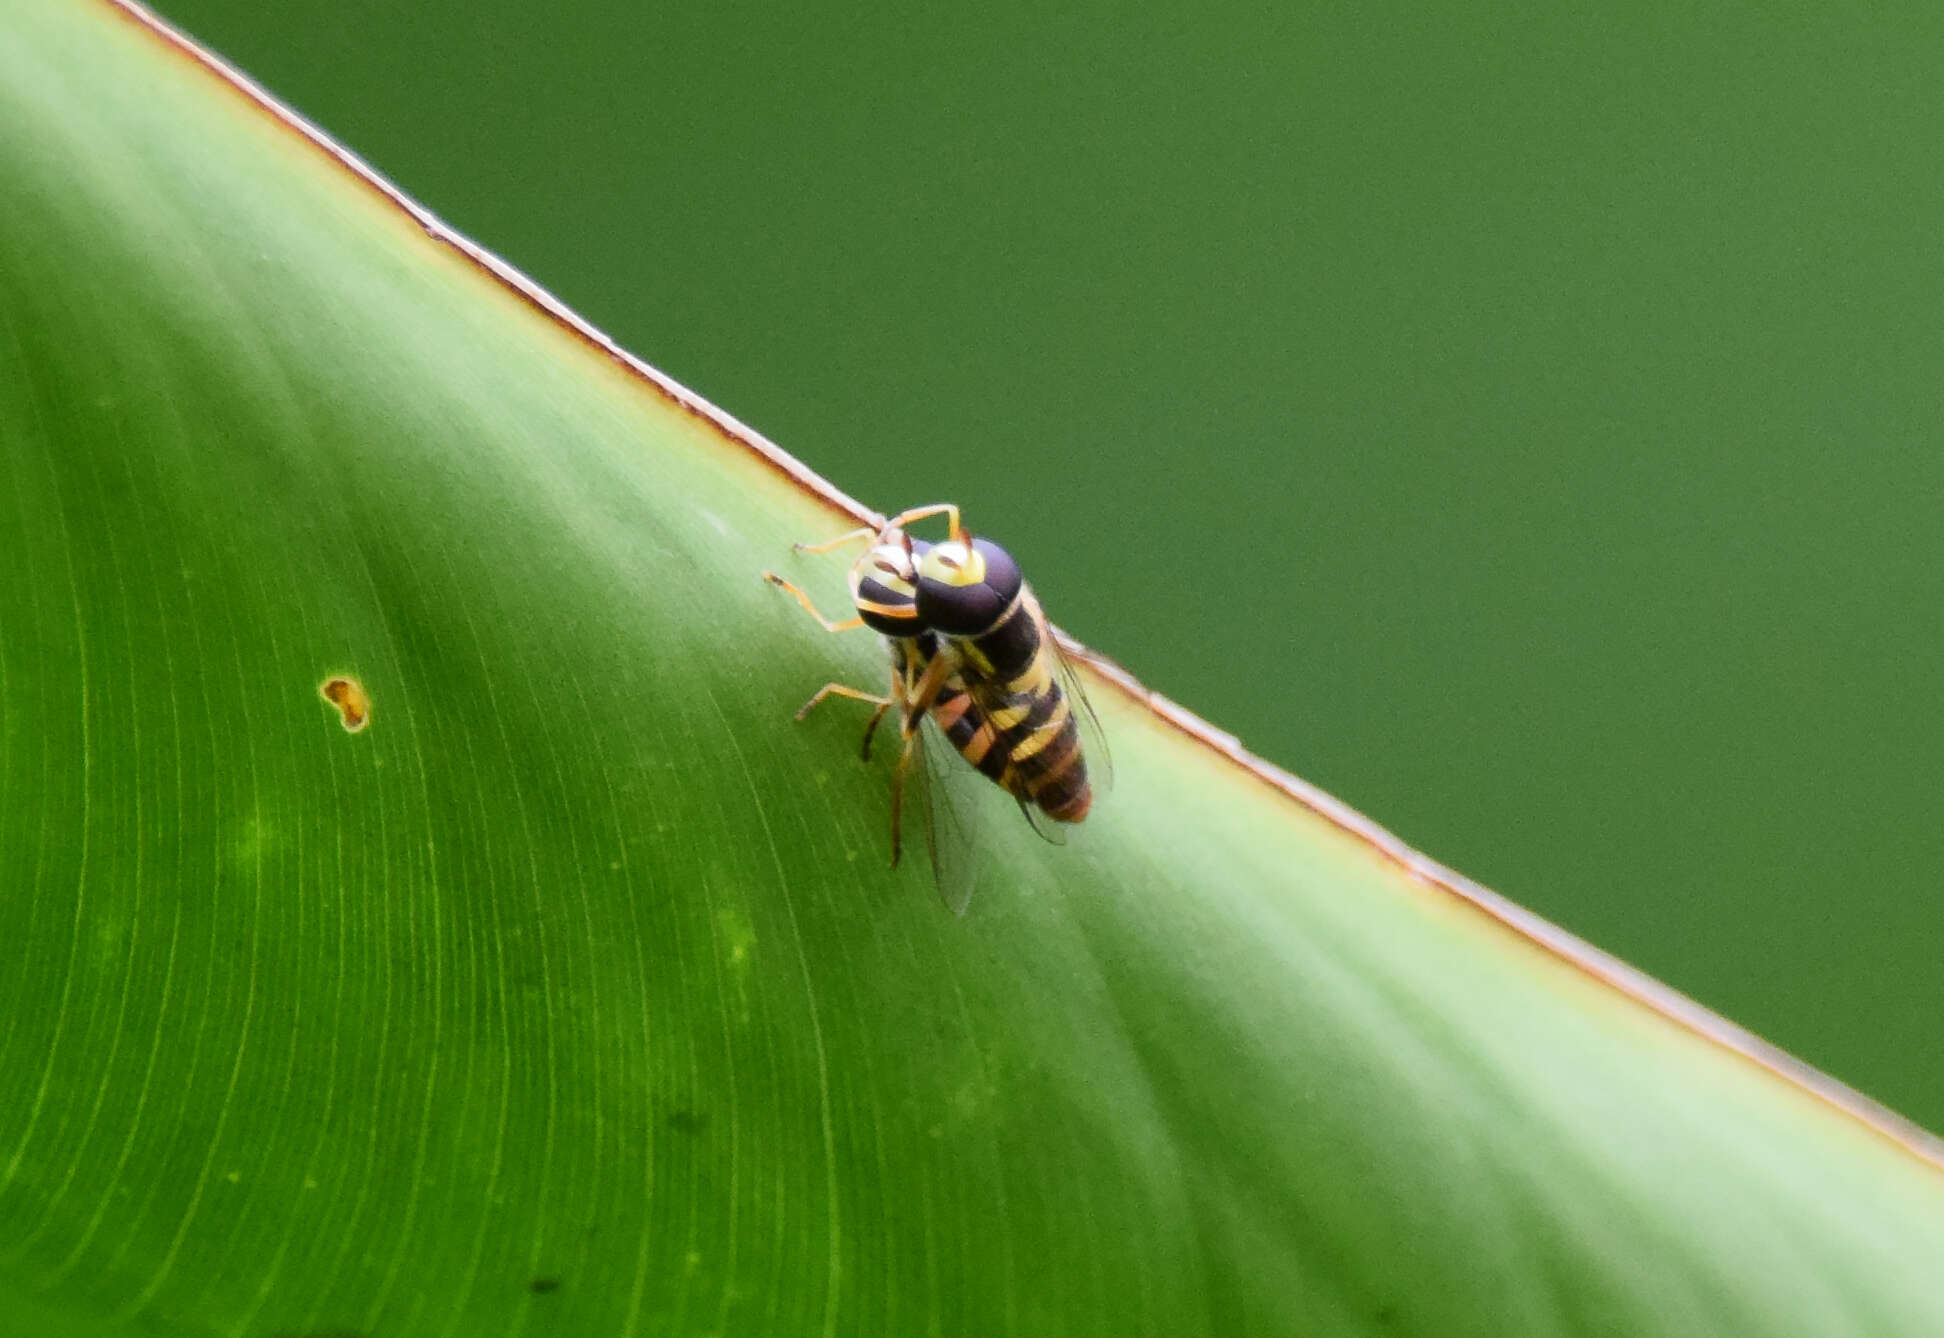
[792,680,897,762]
[858,700,894,760]
[883,650,957,869]
[900,645,955,729]
[763,573,866,633]
[889,740,907,868]
[880,503,963,541]
[794,682,893,722]
[791,526,879,555]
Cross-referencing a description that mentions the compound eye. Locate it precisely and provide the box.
[916,538,984,589]
[916,538,1022,635]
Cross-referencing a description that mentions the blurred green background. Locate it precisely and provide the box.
[151,0,1944,1131]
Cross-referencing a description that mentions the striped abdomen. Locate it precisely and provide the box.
[940,587,1091,823]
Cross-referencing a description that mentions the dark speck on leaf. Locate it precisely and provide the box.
[666,1107,710,1135]
[530,1277,561,1295]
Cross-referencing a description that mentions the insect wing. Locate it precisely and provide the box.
[1003,637,1110,845]
[1048,633,1113,796]
[1014,792,1068,845]
[912,710,979,914]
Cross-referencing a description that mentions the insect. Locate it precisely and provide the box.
[902,504,1102,832]
[763,520,985,911]
[764,504,1103,891]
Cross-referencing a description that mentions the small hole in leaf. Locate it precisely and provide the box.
[319,676,371,732]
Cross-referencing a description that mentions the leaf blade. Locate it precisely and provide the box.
[0,3,1940,1335]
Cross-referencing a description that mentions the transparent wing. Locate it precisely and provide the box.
[1049,634,1113,797]
[912,714,979,915]
[1015,792,1068,845]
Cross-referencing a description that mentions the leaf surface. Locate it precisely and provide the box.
[1,3,1941,1334]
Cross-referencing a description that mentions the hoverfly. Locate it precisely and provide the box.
[765,504,1104,902]
[763,521,985,912]
[900,504,1105,833]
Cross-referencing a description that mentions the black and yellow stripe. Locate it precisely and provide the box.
[775,508,1098,879]
[926,580,1092,824]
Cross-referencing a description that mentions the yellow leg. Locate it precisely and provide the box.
[794,681,892,721]
[763,572,865,633]
[792,526,878,555]
[883,652,957,868]
[791,506,964,559]
[881,503,963,541]
[901,648,954,729]
[794,681,897,761]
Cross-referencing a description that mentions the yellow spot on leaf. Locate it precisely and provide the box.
[319,675,372,732]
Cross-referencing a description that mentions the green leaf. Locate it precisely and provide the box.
[2,2,1941,1334]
